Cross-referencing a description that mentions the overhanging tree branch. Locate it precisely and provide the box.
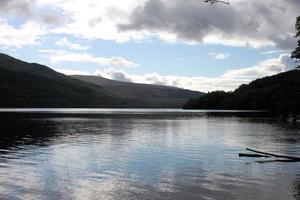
[203,0,230,5]
[291,16,300,68]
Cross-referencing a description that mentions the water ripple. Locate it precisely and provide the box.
[0,114,299,199]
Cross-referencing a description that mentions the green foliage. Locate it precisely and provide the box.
[291,16,300,67]
[184,70,300,115]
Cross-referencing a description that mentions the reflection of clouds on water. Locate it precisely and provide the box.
[0,115,299,199]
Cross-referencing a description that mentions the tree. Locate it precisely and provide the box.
[203,0,230,5]
[291,16,300,69]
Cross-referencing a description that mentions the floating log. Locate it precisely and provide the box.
[256,159,300,164]
[239,153,270,158]
[246,148,300,161]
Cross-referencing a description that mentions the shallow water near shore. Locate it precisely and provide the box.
[0,109,299,200]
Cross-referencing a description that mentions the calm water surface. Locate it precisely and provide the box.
[0,109,299,200]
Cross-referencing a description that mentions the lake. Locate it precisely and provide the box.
[0,109,299,200]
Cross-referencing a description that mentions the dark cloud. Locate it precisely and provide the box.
[0,0,62,25]
[42,10,63,25]
[89,17,102,27]
[118,0,300,49]
[0,0,35,17]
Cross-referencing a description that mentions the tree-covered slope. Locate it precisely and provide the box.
[0,53,203,108]
[0,53,124,108]
[73,75,204,108]
[184,70,300,114]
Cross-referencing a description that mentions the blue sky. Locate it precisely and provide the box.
[0,0,298,92]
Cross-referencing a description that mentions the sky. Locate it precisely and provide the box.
[0,0,299,92]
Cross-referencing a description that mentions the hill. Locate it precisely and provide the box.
[184,70,300,115]
[73,75,203,108]
[0,53,203,108]
[0,53,123,108]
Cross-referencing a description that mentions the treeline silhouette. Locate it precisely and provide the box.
[183,70,300,116]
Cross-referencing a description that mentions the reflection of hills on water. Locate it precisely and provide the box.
[0,115,59,150]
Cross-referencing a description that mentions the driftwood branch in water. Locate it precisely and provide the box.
[256,159,300,164]
[239,153,270,158]
[246,148,300,161]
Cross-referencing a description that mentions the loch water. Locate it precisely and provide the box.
[0,109,299,200]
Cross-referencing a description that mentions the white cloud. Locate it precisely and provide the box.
[40,50,138,68]
[94,68,133,82]
[55,54,296,92]
[202,34,276,49]
[55,37,90,51]
[61,67,249,92]
[260,50,287,55]
[54,68,92,76]
[222,54,296,79]
[210,52,230,60]
[46,0,148,42]
[27,0,298,49]
[37,49,56,53]
[0,0,298,49]
[0,20,45,48]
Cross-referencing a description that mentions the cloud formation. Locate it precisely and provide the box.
[55,54,296,92]
[119,0,300,48]
[49,0,147,42]
[40,50,138,68]
[0,20,45,48]
[222,54,295,79]
[95,68,133,82]
[0,0,61,47]
[0,0,299,49]
[210,52,230,60]
[0,0,62,24]
[55,38,90,51]
[0,0,35,17]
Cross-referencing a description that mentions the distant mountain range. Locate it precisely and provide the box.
[0,53,203,108]
[184,69,300,115]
